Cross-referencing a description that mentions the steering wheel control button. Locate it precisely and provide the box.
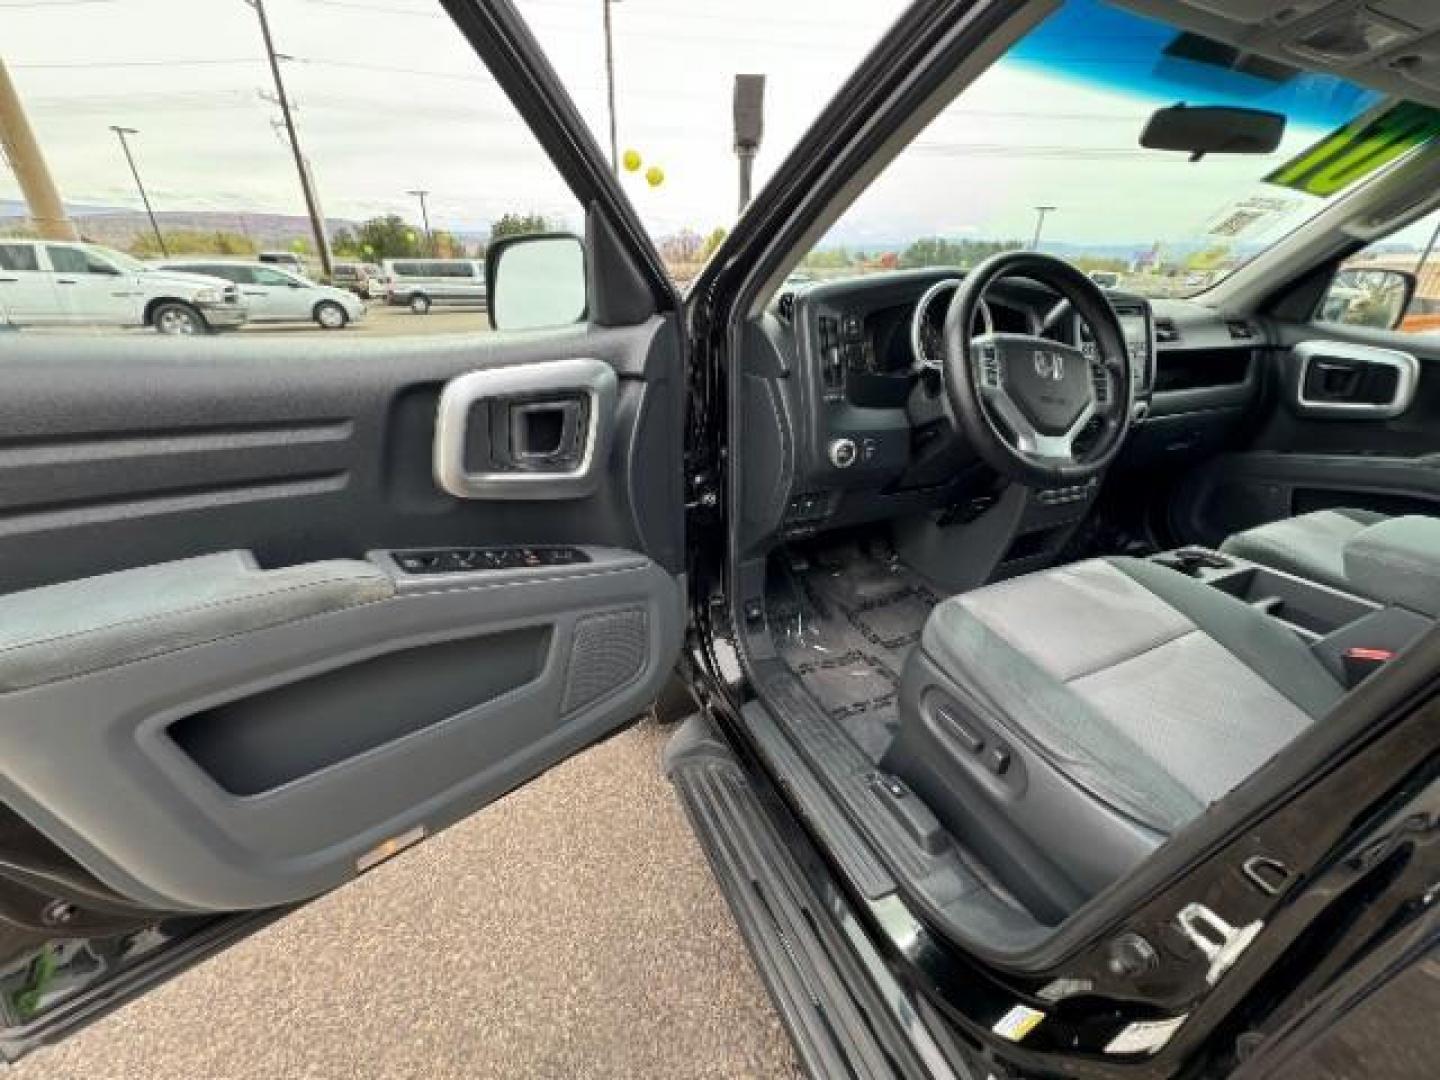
[828,438,858,469]
[976,343,1003,388]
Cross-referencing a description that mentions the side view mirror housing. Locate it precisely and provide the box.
[486,232,587,331]
[1320,267,1418,331]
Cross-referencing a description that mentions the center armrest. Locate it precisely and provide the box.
[1344,516,1440,618]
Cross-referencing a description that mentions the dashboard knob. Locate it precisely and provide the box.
[828,438,858,469]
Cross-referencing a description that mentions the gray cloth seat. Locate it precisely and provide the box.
[884,556,1345,920]
[1220,508,1388,593]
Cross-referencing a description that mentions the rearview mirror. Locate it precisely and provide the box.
[1319,267,1417,331]
[1141,103,1286,161]
[486,233,586,331]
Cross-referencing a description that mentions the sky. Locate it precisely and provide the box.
[0,0,1427,253]
[0,0,901,239]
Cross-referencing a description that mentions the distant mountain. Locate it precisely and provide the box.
[0,206,362,250]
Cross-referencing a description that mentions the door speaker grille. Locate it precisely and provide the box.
[562,608,648,714]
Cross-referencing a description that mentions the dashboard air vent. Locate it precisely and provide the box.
[1226,319,1255,341]
[1154,317,1180,343]
[776,291,796,322]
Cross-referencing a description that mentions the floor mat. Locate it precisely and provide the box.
[768,539,941,763]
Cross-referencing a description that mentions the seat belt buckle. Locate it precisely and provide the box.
[1343,646,1395,687]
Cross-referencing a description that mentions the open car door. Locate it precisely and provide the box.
[0,1,684,1057]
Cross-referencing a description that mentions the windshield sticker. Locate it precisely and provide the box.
[1266,100,1440,198]
[1205,194,1304,239]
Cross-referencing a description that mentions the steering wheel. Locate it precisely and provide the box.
[942,251,1132,487]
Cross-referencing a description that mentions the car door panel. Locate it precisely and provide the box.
[1170,324,1440,544]
[0,315,685,913]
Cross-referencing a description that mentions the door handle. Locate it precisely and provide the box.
[507,398,586,469]
[434,358,617,500]
[1311,359,1362,399]
[56,278,77,285]
[0,277,17,283]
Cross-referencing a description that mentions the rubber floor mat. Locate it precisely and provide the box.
[768,539,940,763]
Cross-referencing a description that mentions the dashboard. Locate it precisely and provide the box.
[754,267,1262,547]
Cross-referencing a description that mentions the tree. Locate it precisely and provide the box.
[802,246,852,270]
[898,236,1022,269]
[489,212,549,243]
[128,229,256,257]
[347,214,423,259]
[701,226,727,258]
[431,229,467,258]
[658,228,703,263]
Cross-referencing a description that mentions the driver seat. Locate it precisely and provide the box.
[882,557,1345,921]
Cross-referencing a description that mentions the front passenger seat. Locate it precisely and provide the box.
[1220,508,1386,593]
[884,557,1345,920]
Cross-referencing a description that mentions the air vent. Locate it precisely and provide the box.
[776,291,795,322]
[1155,318,1180,343]
[1226,319,1256,341]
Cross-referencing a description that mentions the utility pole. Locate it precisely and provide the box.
[1031,205,1056,250]
[0,56,77,240]
[407,189,432,255]
[246,0,333,277]
[603,0,620,175]
[109,126,166,255]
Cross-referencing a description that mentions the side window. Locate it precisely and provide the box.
[1319,207,1440,334]
[252,268,294,287]
[1,4,585,336]
[46,246,90,274]
[0,244,39,272]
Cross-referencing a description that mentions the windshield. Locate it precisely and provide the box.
[802,0,1423,298]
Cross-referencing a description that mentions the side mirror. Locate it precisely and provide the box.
[486,233,586,331]
[1320,267,1417,331]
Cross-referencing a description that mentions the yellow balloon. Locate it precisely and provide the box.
[645,165,665,187]
[621,148,642,172]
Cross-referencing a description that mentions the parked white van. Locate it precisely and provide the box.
[381,258,486,313]
[0,240,247,334]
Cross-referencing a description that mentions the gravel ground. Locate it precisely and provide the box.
[13,720,800,1080]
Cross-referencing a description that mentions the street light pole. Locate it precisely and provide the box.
[246,0,333,277]
[109,125,166,256]
[733,75,765,214]
[603,0,620,175]
[1031,205,1056,250]
[407,189,432,255]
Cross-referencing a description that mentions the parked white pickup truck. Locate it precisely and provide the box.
[0,239,247,334]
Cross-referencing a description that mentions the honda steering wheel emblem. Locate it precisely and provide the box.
[1033,350,1065,380]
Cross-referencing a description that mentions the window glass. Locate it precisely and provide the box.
[0,244,40,272]
[252,267,296,287]
[521,0,904,285]
[46,245,94,274]
[797,0,1410,300]
[1,1,584,337]
[1318,207,1440,334]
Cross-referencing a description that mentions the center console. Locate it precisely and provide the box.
[1149,545,1433,685]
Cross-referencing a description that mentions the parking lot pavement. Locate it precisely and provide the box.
[240,301,494,338]
[12,720,800,1080]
